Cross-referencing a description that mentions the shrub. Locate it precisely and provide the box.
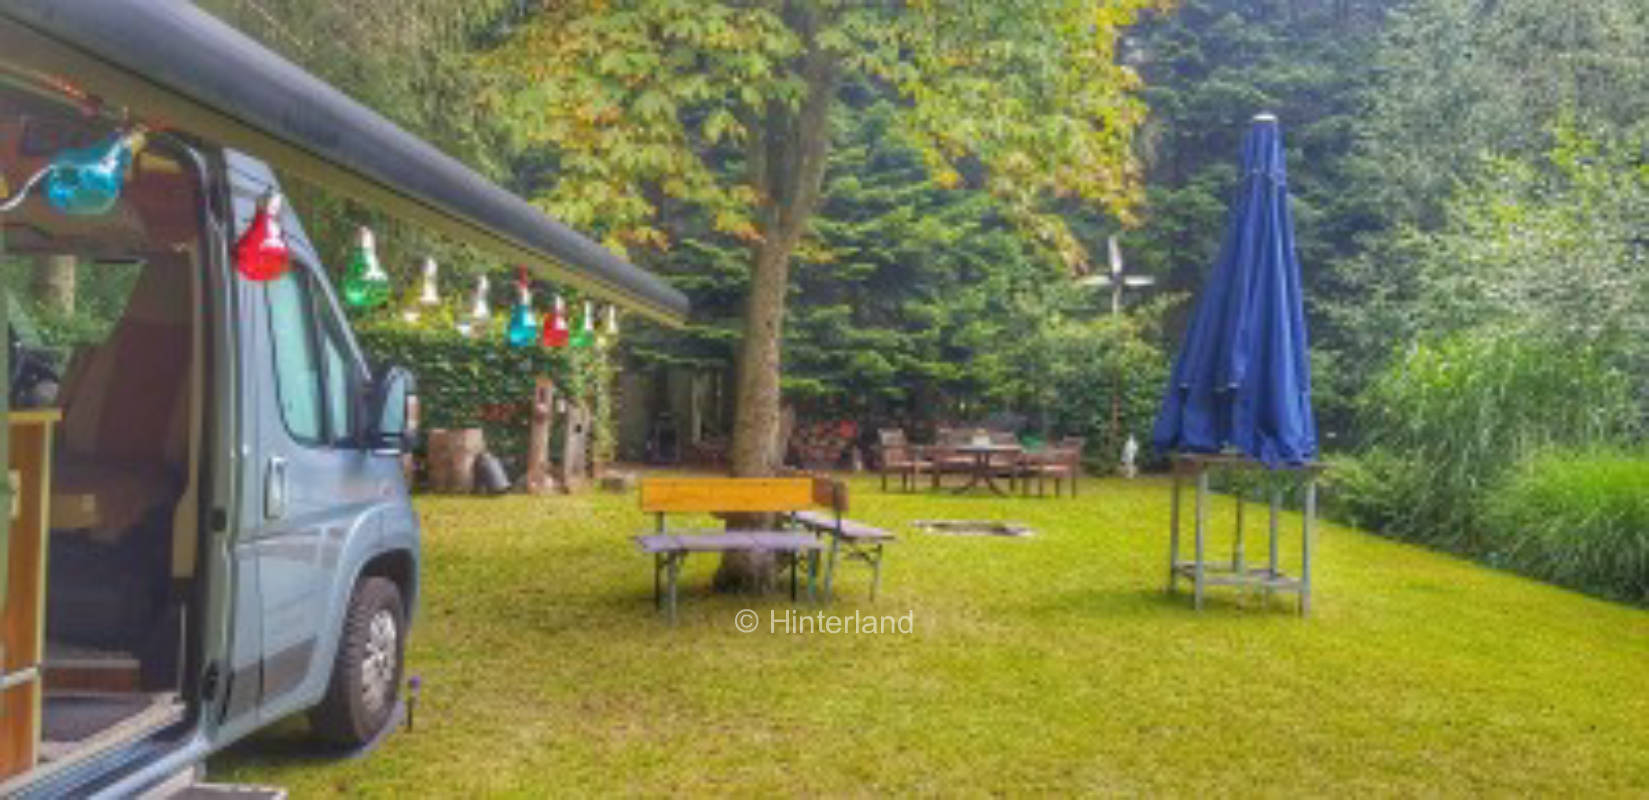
[1044,314,1169,472]
[355,320,611,479]
[1485,450,1649,604]
[1334,328,1636,553]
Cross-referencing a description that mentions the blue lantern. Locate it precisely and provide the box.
[506,280,538,347]
[44,129,146,216]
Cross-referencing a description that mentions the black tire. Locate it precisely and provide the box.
[309,576,405,748]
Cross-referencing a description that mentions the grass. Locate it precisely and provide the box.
[213,475,1649,796]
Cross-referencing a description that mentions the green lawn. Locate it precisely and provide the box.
[214,475,1649,796]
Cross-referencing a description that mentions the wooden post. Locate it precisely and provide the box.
[526,378,556,494]
[558,403,590,493]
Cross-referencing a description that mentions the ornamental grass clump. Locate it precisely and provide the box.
[1486,450,1649,605]
[1336,329,1636,555]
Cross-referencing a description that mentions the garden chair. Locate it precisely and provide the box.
[1024,437,1085,497]
[988,429,1026,492]
[876,428,930,492]
[922,427,976,490]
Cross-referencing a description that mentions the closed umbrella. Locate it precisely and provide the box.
[1152,113,1317,467]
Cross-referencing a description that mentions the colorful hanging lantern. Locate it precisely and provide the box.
[43,127,146,216]
[506,271,538,347]
[570,300,595,349]
[470,275,492,320]
[541,294,569,348]
[596,304,619,347]
[233,190,291,282]
[342,227,392,309]
[418,257,441,306]
[403,257,440,323]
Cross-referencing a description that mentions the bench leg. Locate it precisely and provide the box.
[823,535,842,604]
[808,550,820,604]
[870,544,884,602]
[666,553,682,625]
[653,553,663,609]
[790,550,799,601]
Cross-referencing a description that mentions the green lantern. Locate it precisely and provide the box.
[342,227,391,309]
[570,300,595,348]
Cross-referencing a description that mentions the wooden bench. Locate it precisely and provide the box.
[637,478,824,623]
[789,477,895,602]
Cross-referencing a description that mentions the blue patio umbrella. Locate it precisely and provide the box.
[1151,113,1317,467]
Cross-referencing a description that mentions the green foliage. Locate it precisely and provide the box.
[1334,330,1637,554]
[1364,0,1649,226]
[781,100,1075,414]
[1044,312,1170,470]
[1485,449,1649,605]
[0,258,141,351]
[1404,124,1649,370]
[1321,0,1649,419]
[478,0,1161,263]
[354,320,612,478]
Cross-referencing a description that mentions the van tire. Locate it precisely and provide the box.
[310,576,404,748]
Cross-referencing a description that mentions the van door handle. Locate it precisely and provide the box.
[265,456,288,520]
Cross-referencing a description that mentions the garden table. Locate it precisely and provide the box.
[951,444,1022,496]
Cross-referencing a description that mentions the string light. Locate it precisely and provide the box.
[571,300,595,348]
[506,266,538,347]
[342,227,391,308]
[233,190,291,282]
[541,294,569,348]
[418,257,441,306]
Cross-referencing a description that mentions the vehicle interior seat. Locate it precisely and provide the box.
[46,252,193,668]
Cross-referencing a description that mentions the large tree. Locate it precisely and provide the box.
[480,0,1163,483]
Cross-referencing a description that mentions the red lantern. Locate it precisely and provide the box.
[541,294,570,348]
[234,191,291,281]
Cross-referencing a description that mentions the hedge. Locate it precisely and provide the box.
[355,319,612,480]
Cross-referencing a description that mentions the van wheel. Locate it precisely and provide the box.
[310,576,404,748]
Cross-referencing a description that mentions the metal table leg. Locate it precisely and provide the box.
[1194,467,1208,611]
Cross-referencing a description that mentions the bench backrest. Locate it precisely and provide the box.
[810,475,847,513]
[640,477,815,514]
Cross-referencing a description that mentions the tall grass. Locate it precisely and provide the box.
[1485,450,1649,604]
[1334,329,1637,555]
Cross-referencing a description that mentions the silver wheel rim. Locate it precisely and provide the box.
[361,608,398,716]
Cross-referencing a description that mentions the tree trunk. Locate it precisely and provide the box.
[32,255,75,315]
[716,18,839,592]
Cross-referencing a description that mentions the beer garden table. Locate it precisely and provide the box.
[950,444,1022,496]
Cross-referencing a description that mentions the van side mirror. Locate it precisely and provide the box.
[367,366,417,452]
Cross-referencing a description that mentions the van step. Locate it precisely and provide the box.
[166,785,287,800]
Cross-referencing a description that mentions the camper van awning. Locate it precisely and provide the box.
[0,0,689,325]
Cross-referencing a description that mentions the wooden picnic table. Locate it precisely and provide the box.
[950,443,1022,496]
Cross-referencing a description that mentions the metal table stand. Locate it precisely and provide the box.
[1166,453,1325,616]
